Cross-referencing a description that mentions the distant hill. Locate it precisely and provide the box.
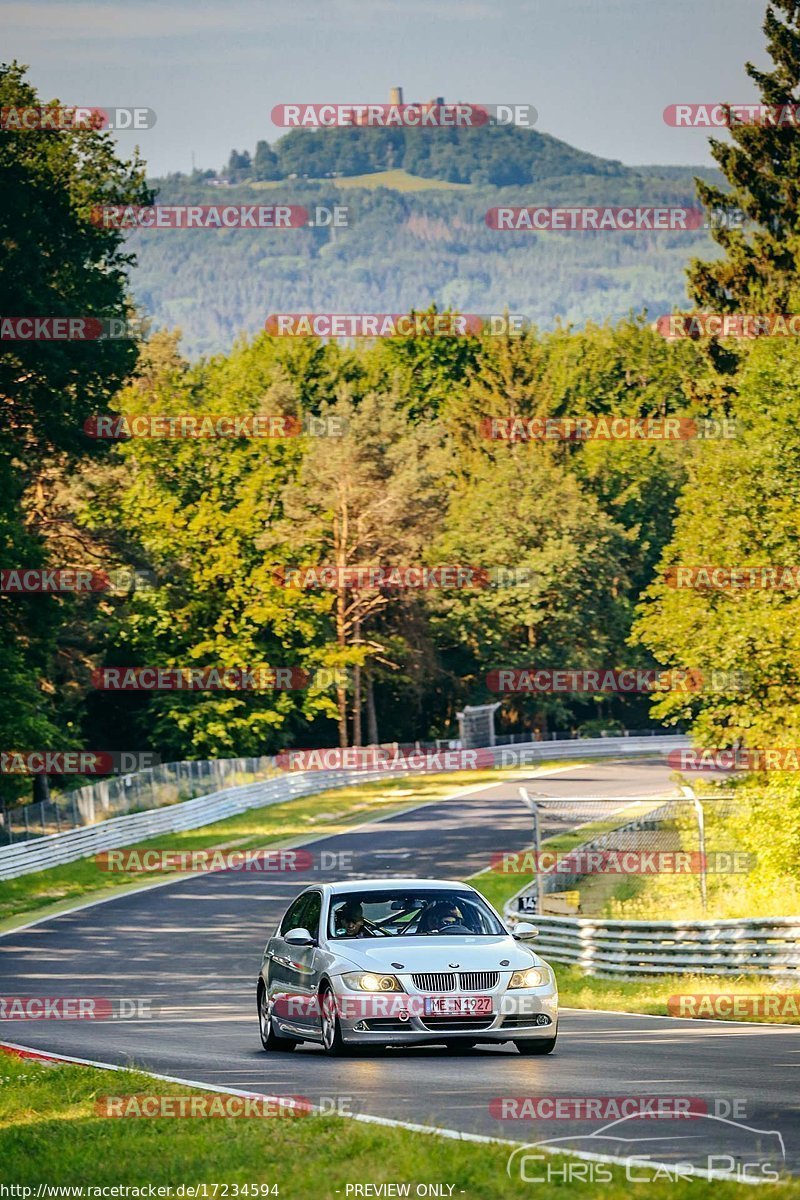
[130,125,723,359]
[227,123,630,187]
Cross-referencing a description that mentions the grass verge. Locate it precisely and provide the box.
[552,964,800,1024]
[1,1051,793,1196]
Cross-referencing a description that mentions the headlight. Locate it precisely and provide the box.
[509,967,547,989]
[341,972,404,992]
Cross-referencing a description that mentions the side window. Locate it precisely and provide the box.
[302,893,322,939]
[280,894,310,935]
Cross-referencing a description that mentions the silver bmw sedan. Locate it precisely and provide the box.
[256,878,558,1056]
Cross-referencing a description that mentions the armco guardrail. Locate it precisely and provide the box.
[0,767,385,883]
[0,755,277,844]
[0,734,687,883]
[503,910,800,979]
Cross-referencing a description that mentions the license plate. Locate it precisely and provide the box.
[423,996,492,1017]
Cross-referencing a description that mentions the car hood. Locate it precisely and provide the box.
[330,935,544,974]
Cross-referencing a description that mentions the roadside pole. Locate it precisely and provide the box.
[519,787,545,915]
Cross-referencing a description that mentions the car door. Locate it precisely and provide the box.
[267,892,310,1032]
[283,890,322,1034]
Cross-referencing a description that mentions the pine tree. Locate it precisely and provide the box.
[688,1,800,312]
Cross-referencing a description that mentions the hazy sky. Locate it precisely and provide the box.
[5,0,770,177]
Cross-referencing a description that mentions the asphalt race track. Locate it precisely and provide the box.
[2,758,798,1179]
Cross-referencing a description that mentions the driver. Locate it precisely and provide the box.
[334,899,372,938]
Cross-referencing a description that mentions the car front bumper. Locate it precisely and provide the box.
[329,978,559,1044]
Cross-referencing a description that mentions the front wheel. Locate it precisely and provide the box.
[258,985,296,1052]
[515,1035,557,1055]
[320,985,348,1056]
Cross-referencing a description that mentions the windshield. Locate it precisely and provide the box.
[327,888,506,939]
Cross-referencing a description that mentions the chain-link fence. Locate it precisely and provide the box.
[0,756,276,845]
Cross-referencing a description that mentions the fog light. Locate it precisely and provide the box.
[536,1013,551,1026]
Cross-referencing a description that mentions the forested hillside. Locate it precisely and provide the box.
[135,165,722,358]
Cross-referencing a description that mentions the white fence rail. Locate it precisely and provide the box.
[0,734,687,882]
[503,910,800,979]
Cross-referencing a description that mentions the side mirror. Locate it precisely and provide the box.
[284,927,315,947]
[513,921,539,940]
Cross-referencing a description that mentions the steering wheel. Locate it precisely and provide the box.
[436,922,472,935]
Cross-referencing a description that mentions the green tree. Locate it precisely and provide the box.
[430,448,632,735]
[0,62,151,802]
[268,390,444,746]
[67,333,346,759]
[688,1,800,314]
[253,140,282,181]
[632,339,800,746]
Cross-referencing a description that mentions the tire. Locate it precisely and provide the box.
[319,984,348,1056]
[515,1035,557,1055]
[257,984,297,1052]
